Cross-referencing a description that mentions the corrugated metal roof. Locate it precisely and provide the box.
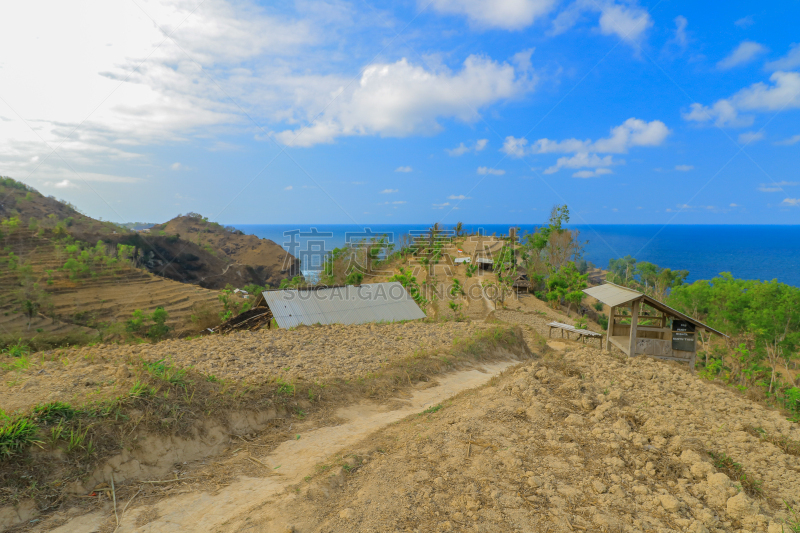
[583,283,642,307]
[583,282,726,336]
[261,282,426,329]
[454,257,471,264]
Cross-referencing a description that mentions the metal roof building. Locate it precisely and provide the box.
[260,282,426,329]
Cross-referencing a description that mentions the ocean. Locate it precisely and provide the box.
[232,224,800,287]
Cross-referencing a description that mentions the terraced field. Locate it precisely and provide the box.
[0,230,222,340]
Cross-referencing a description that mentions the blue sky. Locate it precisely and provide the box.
[1,0,799,225]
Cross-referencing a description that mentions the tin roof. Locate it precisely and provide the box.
[261,282,426,329]
[583,282,726,336]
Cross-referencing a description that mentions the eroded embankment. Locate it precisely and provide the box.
[0,324,531,531]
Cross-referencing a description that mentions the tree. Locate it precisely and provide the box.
[455,222,463,237]
[390,267,427,306]
[546,263,588,316]
[522,204,583,289]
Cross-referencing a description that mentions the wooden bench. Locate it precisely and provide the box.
[547,321,603,344]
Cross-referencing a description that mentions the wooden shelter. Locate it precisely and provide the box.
[583,282,725,368]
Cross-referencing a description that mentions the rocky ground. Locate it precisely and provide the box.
[257,337,800,533]
[0,321,489,415]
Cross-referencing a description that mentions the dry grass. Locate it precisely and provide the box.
[744,425,800,457]
[0,325,532,514]
[707,451,764,498]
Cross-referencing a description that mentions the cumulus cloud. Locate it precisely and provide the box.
[395,166,413,172]
[503,118,669,157]
[734,15,754,28]
[775,134,800,146]
[683,71,800,127]
[729,203,739,207]
[717,41,768,70]
[380,189,399,193]
[738,131,764,144]
[277,55,533,147]
[477,167,505,175]
[427,0,557,30]
[546,154,614,174]
[503,117,668,175]
[433,202,451,208]
[448,194,471,200]
[284,185,293,190]
[572,168,613,178]
[782,198,800,206]
[170,162,182,170]
[551,0,653,47]
[766,43,800,71]
[675,164,694,171]
[447,138,488,156]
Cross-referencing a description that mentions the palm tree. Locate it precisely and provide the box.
[455,222,463,237]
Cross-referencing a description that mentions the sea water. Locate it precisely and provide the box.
[232,224,800,287]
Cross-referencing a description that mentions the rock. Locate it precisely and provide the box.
[565,414,585,426]
[592,480,607,494]
[680,449,703,465]
[688,520,710,533]
[115,364,131,379]
[659,494,682,512]
[726,492,758,520]
[339,508,355,520]
[768,522,786,533]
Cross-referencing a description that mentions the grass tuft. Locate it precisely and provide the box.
[31,401,79,424]
[708,451,763,497]
[143,358,188,387]
[0,417,41,459]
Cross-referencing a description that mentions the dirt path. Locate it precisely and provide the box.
[46,360,521,532]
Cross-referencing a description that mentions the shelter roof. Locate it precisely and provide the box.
[583,282,727,336]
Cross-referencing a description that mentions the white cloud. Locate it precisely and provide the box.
[477,166,505,175]
[504,117,667,175]
[392,201,406,204]
[284,185,293,190]
[738,131,764,144]
[729,203,739,207]
[671,16,688,48]
[395,166,413,172]
[277,55,533,147]
[597,2,653,45]
[380,189,399,194]
[775,134,800,146]
[170,162,182,171]
[47,179,77,189]
[675,164,694,171]
[433,202,451,208]
[782,198,800,206]
[446,143,470,156]
[734,15,754,28]
[447,138,489,156]
[448,194,471,200]
[550,0,653,47]
[683,71,800,127]
[428,0,557,30]
[766,43,800,71]
[572,168,613,178]
[545,153,614,174]
[758,181,798,192]
[717,41,768,70]
[503,118,670,157]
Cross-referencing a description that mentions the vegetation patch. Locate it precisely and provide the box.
[707,451,763,497]
[744,425,800,457]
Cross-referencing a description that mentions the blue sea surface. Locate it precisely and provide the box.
[233,224,800,287]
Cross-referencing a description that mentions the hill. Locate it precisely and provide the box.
[149,214,300,288]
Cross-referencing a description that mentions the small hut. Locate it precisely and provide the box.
[583,282,725,368]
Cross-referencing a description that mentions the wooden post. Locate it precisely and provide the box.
[605,305,614,351]
[628,299,640,357]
